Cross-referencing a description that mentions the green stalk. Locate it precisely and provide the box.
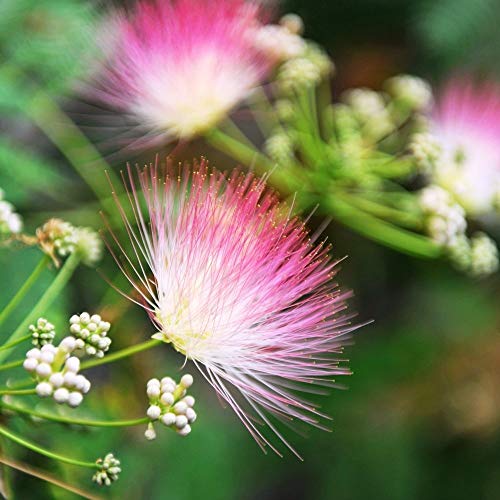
[0,256,49,329]
[81,339,162,370]
[0,253,81,364]
[0,424,97,469]
[325,195,442,259]
[0,360,24,373]
[0,389,36,396]
[0,335,32,353]
[1,401,148,428]
[23,90,120,212]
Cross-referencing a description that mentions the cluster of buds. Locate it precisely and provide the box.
[23,337,91,407]
[385,74,433,111]
[29,318,56,347]
[449,232,500,277]
[144,374,197,440]
[93,453,121,486]
[265,131,295,164]
[36,218,102,267]
[69,312,111,358]
[419,185,467,246]
[0,189,22,236]
[409,132,442,174]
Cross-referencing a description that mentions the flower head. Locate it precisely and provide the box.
[106,159,358,456]
[95,0,271,142]
[430,78,500,214]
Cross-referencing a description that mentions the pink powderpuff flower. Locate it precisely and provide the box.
[105,159,360,457]
[431,78,500,215]
[94,0,271,144]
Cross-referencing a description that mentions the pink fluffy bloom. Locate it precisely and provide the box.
[106,159,358,457]
[431,78,500,214]
[95,0,271,142]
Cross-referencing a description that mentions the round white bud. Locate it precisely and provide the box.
[39,351,55,364]
[91,314,101,324]
[160,392,175,406]
[23,358,38,372]
[178,424,192,436]
[175,415,188,429]
[147,385,161,399]
[186,408,197,423]
[65,357,80,373]
[36,382,53,397]
[147,378,160,387]
[144,427,157,441]
[173,401,188,415]
[49,372,64,388]
[70,324,81,334]
[183,395,195,407]
[79,312,90,324]
[60,336,76,352]
[69,315,80,324]
[68,392,84,408]
[63,371,77,387]
[147,405,162,420]
[35,362,52,378]
[161,413,176,426]
[26,348,41,359]
[53,387,70,403]
[180,374,193,388]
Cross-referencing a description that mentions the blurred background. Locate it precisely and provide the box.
[1,0,500,498]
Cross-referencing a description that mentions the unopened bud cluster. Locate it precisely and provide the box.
[265,131,294,163]
[144,374,197,440]
[23,337,91,407]
[36,218,102,266]
[419,185,467,246]
[29,318,56,347]
[385,74,433,111]
[69,312,111,358]
[93,453,121,486]
[409,132,442,173]
[0,189,22,236]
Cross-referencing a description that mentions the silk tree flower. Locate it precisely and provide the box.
[106,159,359,457]
[94,0,271,143]
[430,78,500,215]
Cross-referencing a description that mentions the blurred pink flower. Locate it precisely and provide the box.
[431,78,500,214]
[95,0,270,142]
[107,159,358,456]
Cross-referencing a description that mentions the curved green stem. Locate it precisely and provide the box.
[81,339,162,370]
[325,195,442,259]
[23,90,120,212]
[0,253,81,364]
[0,424,96,469]
[1,401,148,428]
[0,389,36,396]
[0,256,49,329]
[0,335,32,353]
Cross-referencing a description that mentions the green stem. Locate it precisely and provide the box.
[325,195,442,259]
[1,401,148,428]
[23,90,120,211]
[0,335,32,353]
[0,424,96,469]
[0,253,81,364]
[0,389,36,396]
[0,360,24,373]
[81,339,162,370]
[206,128,294,194]
[0,256,49,329]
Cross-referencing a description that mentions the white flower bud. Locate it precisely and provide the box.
[147,405,162,420]
[70,324,81,334]
[69,315,80,324]
[68,392,84,408]
[147,385,161,399]
[49,372,64,388]
[26,348,41,359]
[161,413,176,426]
[173,401,188,415]
[36,382,53,397]
[180,374,193,388]
[175,415,188,429]
[65,357,80,373]
[160,392,174,406]
[79,312,90,324]
[23,358,38,372]
[144,425,157,441]
[35,362,52,378]
[53,387,70,403]
[90,314,101,324]
[63,372,77,387]
[183,395,195,407]
[186,408,197,423]
[60,336,76,352]
[39,351,55,364]
[177,424,192,436]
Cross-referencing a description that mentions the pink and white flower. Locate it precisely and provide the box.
[430,78,500,214]
[106,159,358,456]
[95,0,271,142]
